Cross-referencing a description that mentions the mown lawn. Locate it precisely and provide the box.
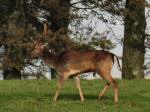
[0,79,150,112]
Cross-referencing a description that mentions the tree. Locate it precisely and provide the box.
[0,0,37,79]
[0,0,23,79]
[122,0,146,79]
[0,0,123,79]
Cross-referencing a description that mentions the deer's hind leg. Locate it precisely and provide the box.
[99,82,110,99]
[97,64,119,104]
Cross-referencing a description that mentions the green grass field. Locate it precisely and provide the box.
[0,79,150,112]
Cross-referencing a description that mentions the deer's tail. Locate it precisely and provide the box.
[114,55,122,71]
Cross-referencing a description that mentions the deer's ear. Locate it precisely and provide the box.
[41,43,48,48]
[44,43,48,46]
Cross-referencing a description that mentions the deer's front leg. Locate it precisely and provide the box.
[74,76,85,102]
[53,75,66,101]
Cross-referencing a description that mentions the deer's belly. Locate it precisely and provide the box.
[66,62,95,75]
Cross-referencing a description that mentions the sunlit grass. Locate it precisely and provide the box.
[0,79,150,112]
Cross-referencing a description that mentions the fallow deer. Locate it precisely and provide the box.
[30,40,121,104]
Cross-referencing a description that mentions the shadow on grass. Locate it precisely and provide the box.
[53,93,111,101]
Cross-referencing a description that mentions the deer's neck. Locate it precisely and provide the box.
[41,48,58,69]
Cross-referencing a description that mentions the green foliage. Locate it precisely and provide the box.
[0,0,16,25]
[0,79,150,112]
[89,36,116,50]
[0,0,121,78]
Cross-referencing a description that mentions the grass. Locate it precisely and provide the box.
[0,79,150,112]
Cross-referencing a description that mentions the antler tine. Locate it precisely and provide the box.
[43,22,56,44]
[44,22,48,37]
[34,22,48,43]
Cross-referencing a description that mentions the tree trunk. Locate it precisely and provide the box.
[1,0,28,79]
[122,0,146,79]
[3,67,21,80]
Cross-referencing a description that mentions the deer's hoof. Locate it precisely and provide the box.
[53,98,58,102]
[98,95,104,100]
[81,98,85,102]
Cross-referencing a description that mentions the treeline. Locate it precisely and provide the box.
[0,0,149,79]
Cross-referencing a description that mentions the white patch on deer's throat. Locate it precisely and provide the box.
[48,50,52,52]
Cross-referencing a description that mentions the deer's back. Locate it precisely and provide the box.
[55,50,114,73]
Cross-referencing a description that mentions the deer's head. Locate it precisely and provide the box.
[30,23,50,58]
[30,40,48,58]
